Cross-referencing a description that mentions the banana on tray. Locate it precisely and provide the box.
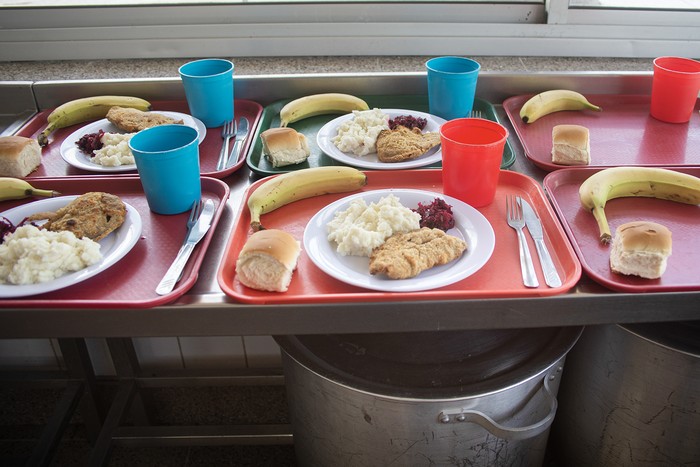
[279,93,369,127]
[520,90,601,123]
[0,177,59,201]
[38,95,152,146]
[247,166,367,232]
[579,167,700,244]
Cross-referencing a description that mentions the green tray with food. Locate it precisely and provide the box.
[246,94,515,176]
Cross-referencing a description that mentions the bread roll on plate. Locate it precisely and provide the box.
[236,229,301,292]
[551,124,590,165]
[261,127,310,167]
[0,136,42,177]
[610,221,672,279]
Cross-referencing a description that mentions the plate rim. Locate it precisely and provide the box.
[316,108,446,170]
[0,195,143,298]
[59,110,206,173]
[303,188,495,292]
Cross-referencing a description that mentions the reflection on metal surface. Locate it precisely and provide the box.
[0,81,37,136]
[0,110,35,136]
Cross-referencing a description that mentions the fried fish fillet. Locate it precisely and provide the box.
[369,227,467,279]
[376,126,441,163]
[106,106,183,132]
[27,192,126,241]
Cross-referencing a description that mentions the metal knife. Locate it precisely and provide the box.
[518,197,562,288]
[156,199,216,296]
[225,117,249,169]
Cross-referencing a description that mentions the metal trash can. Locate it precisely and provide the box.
[553,322,700,466]
[276,327,582,467]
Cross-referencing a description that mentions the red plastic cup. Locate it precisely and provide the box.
[650,56,700,123]
[440,118,508,207]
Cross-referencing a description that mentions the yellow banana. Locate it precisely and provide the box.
[248,166,368,231]
[280,93,370,127]
[520,90,601,123]
[38,95,152,146]
[0,177,60,201]
[579,167,700,244]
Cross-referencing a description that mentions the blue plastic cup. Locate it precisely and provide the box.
[179,58,234,128]
[129,125,201,215]
[426,56,481,120]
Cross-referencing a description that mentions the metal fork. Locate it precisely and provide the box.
[506,195,539,288]
[185,199,202,240]
[176,199,202,281]
[216,120,236,171]
[469,109,483,119]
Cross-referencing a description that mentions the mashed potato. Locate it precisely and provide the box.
[332,108,389,156]
[327,194,421,257]
[0,225,102,285]
[92,132,135,166]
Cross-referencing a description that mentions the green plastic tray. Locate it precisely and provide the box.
[246,95,516,176]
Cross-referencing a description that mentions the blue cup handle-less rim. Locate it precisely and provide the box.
[426,56,481,76]
[129,124,200,155]
[178,58,234,79]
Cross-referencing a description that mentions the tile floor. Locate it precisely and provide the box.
[0,383,297,466]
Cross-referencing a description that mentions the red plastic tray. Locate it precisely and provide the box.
[543,167,700,293]
[218,170,581,304]
[503,94,700,172]
[0,176,229,308]
[16,99,263,179]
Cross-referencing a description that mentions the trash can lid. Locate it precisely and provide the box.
[621,321,700,358]
[276,327,582,399]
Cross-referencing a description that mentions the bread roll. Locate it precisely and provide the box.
[236,229,301,292]
[0,136,42,177]
[261,127,310,167]
[551,124,590,165]
[610,221,672,279]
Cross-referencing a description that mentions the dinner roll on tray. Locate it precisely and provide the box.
[0,136,42,177]
[551,124,590,165]
[261,127,310,167]
[610,221,672,279]
[236,229,301,292]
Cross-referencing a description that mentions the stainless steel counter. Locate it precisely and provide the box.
[1,71,697,339]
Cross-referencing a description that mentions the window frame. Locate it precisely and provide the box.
[0,0,697,61]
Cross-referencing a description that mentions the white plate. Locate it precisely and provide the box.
[316,109,446,170]
[303,189,495,292]
[0,196,143,298]
[60,111,206,173]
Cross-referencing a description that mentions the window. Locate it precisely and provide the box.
[571,0,697,9]
[0,0,697,61]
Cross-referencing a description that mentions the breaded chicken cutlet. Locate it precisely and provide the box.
[106,106,183,133]
[27,192,126,241]
[376,126,441,163]
[369,227,467,279]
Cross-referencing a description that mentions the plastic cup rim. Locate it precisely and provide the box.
[129,124,199,155]
[653,56,700,76]
[440,117,508,147]
[179,58,234,78]
[426,56,481,74]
